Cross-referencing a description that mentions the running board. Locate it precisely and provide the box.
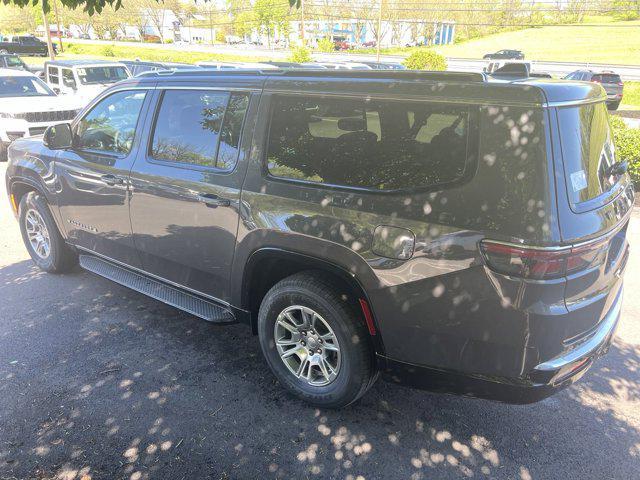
[79,254,235,323]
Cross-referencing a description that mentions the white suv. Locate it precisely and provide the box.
[0,68,84,160]
[44,60,130,103]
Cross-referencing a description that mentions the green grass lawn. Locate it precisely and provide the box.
[21,42,270,66]
[354,18,640,65]
[620,81,640,110]
[434,20,640,64]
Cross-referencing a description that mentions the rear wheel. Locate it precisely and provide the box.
[258,272,376,408]
[18,191,77,273]
[608,101,621,111]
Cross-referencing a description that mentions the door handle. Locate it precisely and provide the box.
[101,174,125,186]
[196,193,231,208]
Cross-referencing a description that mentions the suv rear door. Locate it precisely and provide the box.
[552,100,634,340]
[592,73,623,103]
[127,78,260,302]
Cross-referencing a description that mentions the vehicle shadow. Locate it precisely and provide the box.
[0,258,638,480]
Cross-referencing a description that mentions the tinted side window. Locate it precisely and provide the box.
[558,102,619,205]
[151,90,227,167]
[217,93,249,170]
[75,90,147,154]
[151,90,248,170]
[266,95,471,191]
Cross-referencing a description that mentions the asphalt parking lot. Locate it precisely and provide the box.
[0,163,639,480]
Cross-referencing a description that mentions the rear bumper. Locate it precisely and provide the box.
[379,287,622,404]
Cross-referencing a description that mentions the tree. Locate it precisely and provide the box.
[233,10,257,40]
[92,5,121,39]
[63,5,94,37]
[253,0,290,48]
[1,0,301,15]
[0,4,38,33]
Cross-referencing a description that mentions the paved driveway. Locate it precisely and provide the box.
[0,164,638,480]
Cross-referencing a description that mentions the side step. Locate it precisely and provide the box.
[79,255,235,323]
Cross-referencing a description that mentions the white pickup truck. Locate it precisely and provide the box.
[0,68,84,160]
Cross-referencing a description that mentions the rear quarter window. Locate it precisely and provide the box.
[266,95,474,191]
[557,102,623,207]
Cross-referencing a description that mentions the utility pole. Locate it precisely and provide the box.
[209,9,214,45]
[376,0,383,63]
[41,0,56,60]
[53,0,63,53]
[300,0,305,46]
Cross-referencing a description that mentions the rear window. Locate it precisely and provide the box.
[592,74,621,84]
[266,95,472,191]
[558,102,622,205]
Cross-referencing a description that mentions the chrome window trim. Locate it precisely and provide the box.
[264,88,546,108]
[547,96,608,108]
[156,85,259,92]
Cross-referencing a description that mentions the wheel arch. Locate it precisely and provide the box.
[9,177,67,239]
[240,248,385,355]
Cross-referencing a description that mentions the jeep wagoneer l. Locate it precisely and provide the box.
[5,69,632,407]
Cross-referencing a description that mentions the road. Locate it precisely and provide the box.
[58,38,640,80]
[0,162,639,480]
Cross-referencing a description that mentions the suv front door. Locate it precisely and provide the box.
[55,87,153,267]
[128,83,257,301]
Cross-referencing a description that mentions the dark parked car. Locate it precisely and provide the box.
[5,69,632,408]
[483,49,524,60]
[0,35,54,56]
[564,70,624,110]
[356,60,406,70]
[0,53,29,70]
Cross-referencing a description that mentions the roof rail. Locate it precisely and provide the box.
[136,68,486,82]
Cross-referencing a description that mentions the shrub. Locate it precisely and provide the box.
[100,45,116,57]
[403,49,447,71]
[610,115,640,188]
[290,45,312,63]
[65,43,81,54]
[316,37,334,53]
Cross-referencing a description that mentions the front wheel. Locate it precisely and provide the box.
[258,272,377,408]
[18,191,78,273]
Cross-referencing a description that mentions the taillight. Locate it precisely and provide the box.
[479,238,609,280]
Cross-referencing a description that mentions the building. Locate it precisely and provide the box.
[286,19,456,47]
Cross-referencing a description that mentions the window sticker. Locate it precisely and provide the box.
[570,170,588,192]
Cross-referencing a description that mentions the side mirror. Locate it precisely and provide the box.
[43,123,73,150]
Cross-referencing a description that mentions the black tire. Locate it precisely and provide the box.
[608,101,621,111]
[18,191,77,273]
[258,271,376,408]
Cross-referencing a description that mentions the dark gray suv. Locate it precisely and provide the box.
[5,69,633,407]
[564,70,624,110]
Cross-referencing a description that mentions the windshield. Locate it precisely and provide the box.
[0,75,55,97]
[6,56,26,68]
[558,102,622,205]
[77,66,129,85]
